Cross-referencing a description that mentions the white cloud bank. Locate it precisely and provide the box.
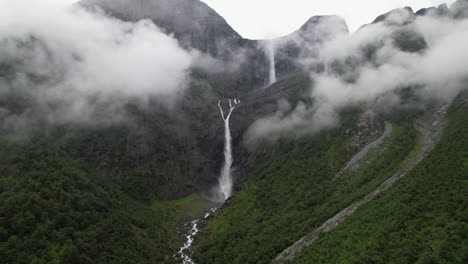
[246,7,468,143]
[0,0,195,130]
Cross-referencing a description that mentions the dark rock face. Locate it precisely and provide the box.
[70,0,468,200]
[229,72,311,185]
[391,28,428,53]
[351,110,385,149]
[451,0,468,18]
[452,90,468,109]
[372,6,415,25]
[78,1,264,93]
[80,0,350,91]
[73,0,354,200]
[272,16,349,82]
[415,0,468,18]
[299,16,349,40]
[416,4,449,17]
[81,0,242,57]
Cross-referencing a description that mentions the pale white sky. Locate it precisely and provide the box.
[201,0,456,39]
[64,0,456,39]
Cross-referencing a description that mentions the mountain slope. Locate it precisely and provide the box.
[0,139,180,263]
[80,0,242,56]
[191,1,468,261]
[193,104,425,263]
[1,0,467,263]
[273,102,448,263]
[292,103,468,264]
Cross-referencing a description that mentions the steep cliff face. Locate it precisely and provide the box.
[81,0,242,57]
[274,15,349,77]
[372,6,416,25]
[4,0,464,203]
[80,0,265,94]
[80,0,350,92]
[415,4,449,16]
[378,0,468,20]
[72,0,353,199]
[73,0,468,200]
[451,0,468,18]
[192,2,468,262]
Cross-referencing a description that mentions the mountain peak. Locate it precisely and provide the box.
[372,6,415,25]
[300,15,349,34]
[451,0,468,18]
[416,4,449,16]
[292,15,349,45]
[80,0,242,55]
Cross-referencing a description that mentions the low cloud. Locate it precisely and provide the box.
[0,0,196,133]
[246,6,468,143]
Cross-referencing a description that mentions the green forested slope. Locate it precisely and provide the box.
[193,110,420,263]
[292,108,468,264]
[0,139,186,264]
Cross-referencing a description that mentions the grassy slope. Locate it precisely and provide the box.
[0,139,209,264]
[193,111,420,264]
[292,108,468,264]
[151,193,211,224]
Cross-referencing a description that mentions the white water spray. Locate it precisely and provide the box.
[174,100,239,263]
[217,98,239,201]
[268,39,277,85]
[178,220,199,264]
[176,208,217,264]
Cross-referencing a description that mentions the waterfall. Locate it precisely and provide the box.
[268,39,277,85]
[217,99,239,201]
[178,220,199,264]
[174,100,239,263]
[175,208,217,264]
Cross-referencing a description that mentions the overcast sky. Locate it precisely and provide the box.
[201,0,456,39]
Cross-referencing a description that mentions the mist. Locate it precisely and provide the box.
[0,0,196,133]
[246,4,468,143]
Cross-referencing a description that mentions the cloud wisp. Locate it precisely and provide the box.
[0,0,196,134]
[246,5,468,143]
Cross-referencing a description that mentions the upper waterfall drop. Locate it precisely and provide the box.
[268,39,277,86]
[217,98,239,201]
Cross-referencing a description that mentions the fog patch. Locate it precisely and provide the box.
[0,0,196,134]
[246,6,468,143]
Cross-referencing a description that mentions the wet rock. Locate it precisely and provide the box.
[351,110,385,149]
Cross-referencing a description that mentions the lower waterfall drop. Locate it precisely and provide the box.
[175,99,239,264]
[217,98,239,201]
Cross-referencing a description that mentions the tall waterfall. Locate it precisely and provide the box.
[217,99,239,201]
[268,39,277,85]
